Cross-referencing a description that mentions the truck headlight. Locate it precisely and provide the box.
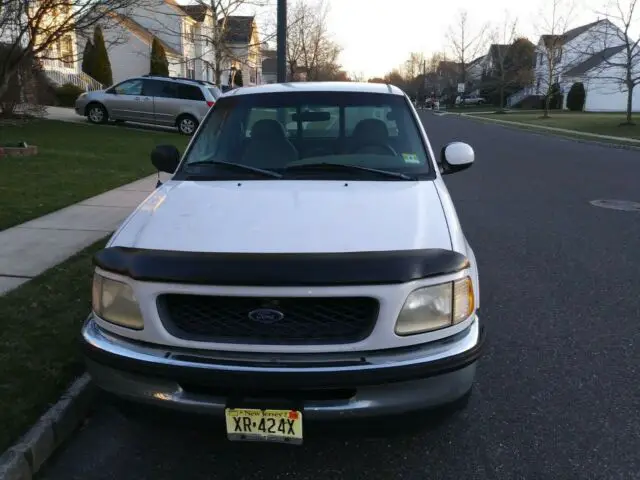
[91,273,144,329]
[395,277,474,336]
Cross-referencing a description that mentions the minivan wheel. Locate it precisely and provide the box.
[87,103,108,124]
[177,115,198,135]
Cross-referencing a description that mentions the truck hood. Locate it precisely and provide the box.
[110,180,452,253]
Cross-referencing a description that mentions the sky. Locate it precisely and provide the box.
[324,0,630,78]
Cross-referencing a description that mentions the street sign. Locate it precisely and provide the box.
[457,83,465,93]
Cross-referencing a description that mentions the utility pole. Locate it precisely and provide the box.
[277,0,287,82]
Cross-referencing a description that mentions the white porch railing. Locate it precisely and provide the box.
[506,86,538,107]
[40,59,104,91]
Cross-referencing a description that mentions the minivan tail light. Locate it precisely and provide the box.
[206,101,214,107]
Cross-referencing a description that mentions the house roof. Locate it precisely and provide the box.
[262,49,277,59]
[564,44,626,76]
[111,13,182,57]
[541,19,607,48]
[467,55,486,67]
[179,4,208,22]
[219,16,255,44]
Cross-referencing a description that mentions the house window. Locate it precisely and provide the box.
[186,59,195,79]
[185,24,195,43]
[61,36,73,68]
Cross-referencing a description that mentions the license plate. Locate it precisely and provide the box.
[225,408,303,444]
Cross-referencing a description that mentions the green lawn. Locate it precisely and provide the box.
[473,112,640,140]
[0,121,188,231]
[0,238,106,452]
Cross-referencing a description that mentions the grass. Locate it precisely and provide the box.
[0,120,188,231]
[470,111,640,140]
[0,237,107,452]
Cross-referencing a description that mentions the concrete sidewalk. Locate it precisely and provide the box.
[46,106,86,124]
[0,174,165,295]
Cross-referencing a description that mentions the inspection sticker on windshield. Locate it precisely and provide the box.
[402,153,420,164]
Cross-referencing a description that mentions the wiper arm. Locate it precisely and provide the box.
[284,162,416,180]
[185,161,282,178]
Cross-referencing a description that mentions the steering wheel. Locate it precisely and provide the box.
[353,143,398,156]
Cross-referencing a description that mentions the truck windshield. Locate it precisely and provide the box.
[180,91,432,179]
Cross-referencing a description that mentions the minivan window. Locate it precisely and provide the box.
[178,84,205,101]
[181,91,432,179]
[143,79,177,98]
[208,87,222,99]
[113,79,143,95]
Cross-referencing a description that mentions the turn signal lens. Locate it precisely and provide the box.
[453,277,474,324]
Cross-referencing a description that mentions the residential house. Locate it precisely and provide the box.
[178,4,216,81]
[465,55,486,94]
[261,49,277,83]
[510,19,639,111]
[98,14,184,83]
[103,0,213,83]
[219,16,262,86]
[433,60,461,101]
[88,2,262,87]
[1,0,102,91]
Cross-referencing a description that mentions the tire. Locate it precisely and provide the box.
[86,103,108,124]
[177,115,199,135]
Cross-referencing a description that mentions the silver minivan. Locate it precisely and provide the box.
[75,75,222,135]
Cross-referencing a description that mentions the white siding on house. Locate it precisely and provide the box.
[126,0,184,60]
[99,21,182,84]
[583,76,640,112]
[564,50,640,112]
[534,20,624,90]
[101,24,152,84]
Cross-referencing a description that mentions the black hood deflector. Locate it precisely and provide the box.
[94,247,469,286]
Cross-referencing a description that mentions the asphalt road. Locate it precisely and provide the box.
[41,113,640,480]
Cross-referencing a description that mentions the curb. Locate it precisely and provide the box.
[459,113,640,143]
[450,113,640,151]
[0,374,95,480]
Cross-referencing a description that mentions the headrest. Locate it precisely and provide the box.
[250,119,287,141]
[352,118,389,141]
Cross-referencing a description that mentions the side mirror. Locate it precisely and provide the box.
[440,142,474,175]
[151,144,180,173]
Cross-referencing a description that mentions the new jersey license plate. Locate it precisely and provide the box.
[225,408,303,444]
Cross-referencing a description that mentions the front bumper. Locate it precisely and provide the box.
[82,316,484,420]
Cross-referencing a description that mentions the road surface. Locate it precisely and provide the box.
[40,113,640,480]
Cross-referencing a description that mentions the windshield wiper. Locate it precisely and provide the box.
[284,162,417,180]
[185,161,282,179]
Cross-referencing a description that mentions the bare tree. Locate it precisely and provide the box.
[446,10,488,85]
[197,0,272,86]
[535,0,576,117]
[586,0,640,124]
[287,0,342,81]
[0,0,148,100]
[127,0,272,87]
[403,52,426,81]
[487,11,519,109]
[349,71,366,82]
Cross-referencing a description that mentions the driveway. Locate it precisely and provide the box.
[40,113,640,480]
[46,106,178,133]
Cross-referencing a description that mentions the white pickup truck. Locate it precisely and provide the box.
[82,81,484,445]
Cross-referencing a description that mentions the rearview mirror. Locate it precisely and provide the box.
[292,111,331,122]
[440,142,474,175]
[151,144,180,173]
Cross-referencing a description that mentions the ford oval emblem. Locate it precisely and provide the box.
[248,308,285,324]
